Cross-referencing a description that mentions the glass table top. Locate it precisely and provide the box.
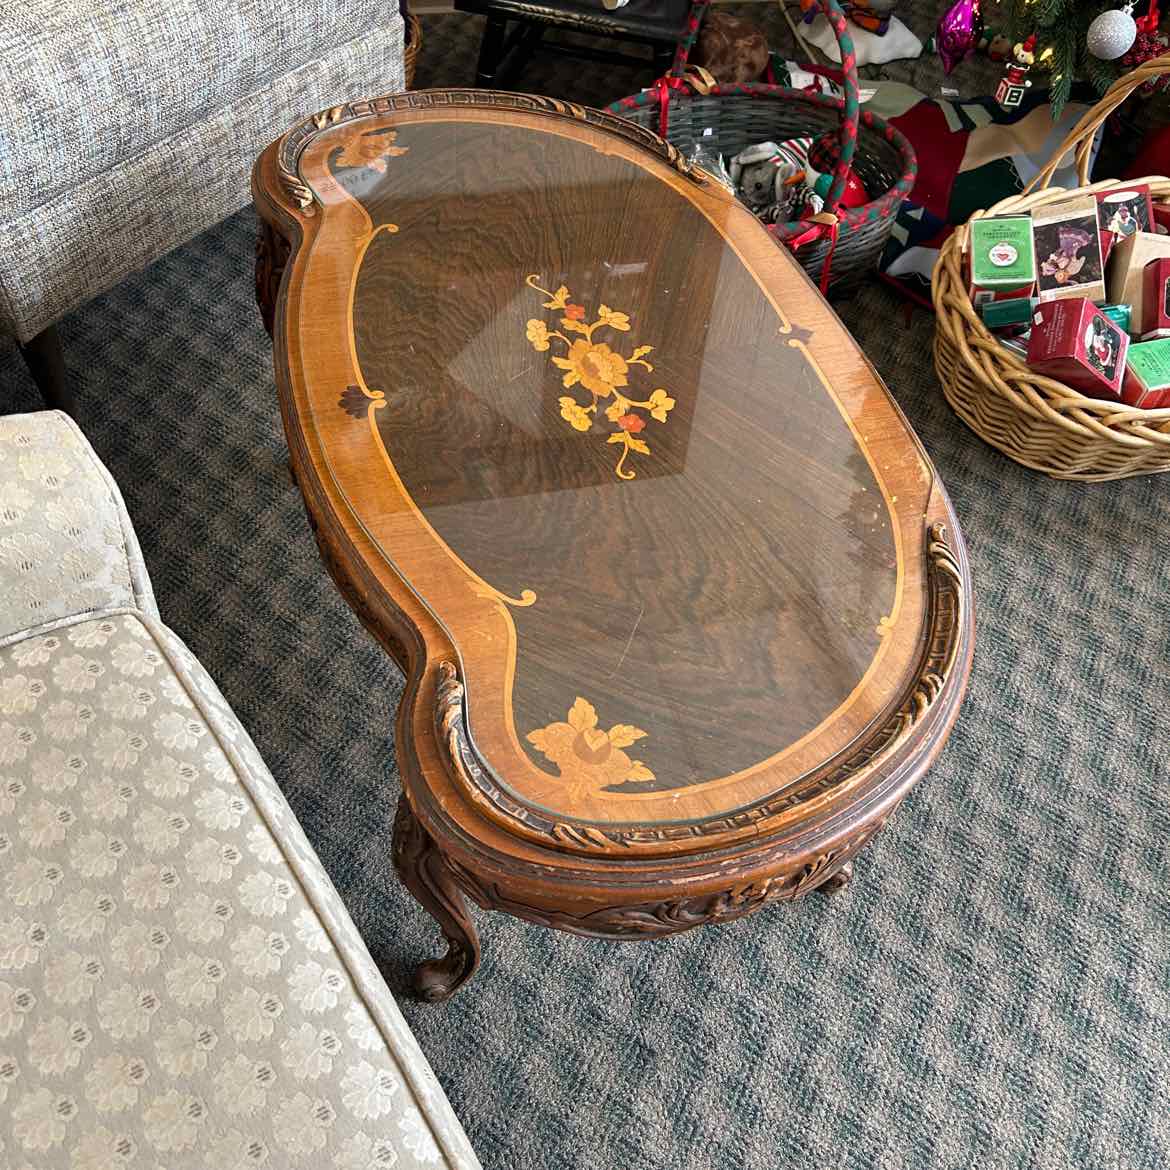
[286,107,935,829]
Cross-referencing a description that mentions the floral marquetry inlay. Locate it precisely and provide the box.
[335,128,409,173]
[527,698,653,797]
[525,276,675,479]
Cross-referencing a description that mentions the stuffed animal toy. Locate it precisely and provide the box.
[728,139,826,223]
[728,140,809,212]
[847,0,898,34]
[692,11,770,83]
[976,27,1014,62]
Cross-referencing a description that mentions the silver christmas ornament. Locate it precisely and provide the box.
[1087,5,1138,60]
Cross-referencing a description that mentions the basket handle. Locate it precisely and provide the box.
[771,0,862,215]
[803,0,862,214]
[669,0,860,214]
[1024,51,1170,194]
[669,0,713,77]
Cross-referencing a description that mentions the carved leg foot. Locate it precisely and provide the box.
[818,861,853,896]
[392,798,480,1002]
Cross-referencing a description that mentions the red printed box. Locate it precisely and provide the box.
[1027,298,1129,401]
[1097,186,1154,241]
[1097,187,1154,268]
[1141,257,1170,340]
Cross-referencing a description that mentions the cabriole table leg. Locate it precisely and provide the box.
[392,797,481,1001]
[255,219,290,339]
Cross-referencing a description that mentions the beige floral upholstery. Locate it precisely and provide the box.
[0,413,155,641]
[0,413,481,1169]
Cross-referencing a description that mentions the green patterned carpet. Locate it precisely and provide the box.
[2,5,1168,1168]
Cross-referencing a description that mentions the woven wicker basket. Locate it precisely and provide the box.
[609,0,916,293]
[405,11,422,88]
[933,53,1170,482]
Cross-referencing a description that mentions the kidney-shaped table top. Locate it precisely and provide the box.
[254,90,973,868]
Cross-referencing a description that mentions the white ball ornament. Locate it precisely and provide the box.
[1087,5,1138,60]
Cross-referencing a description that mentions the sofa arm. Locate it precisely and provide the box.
[0,410,156,641]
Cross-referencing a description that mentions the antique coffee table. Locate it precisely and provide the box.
[253,90,974,1001]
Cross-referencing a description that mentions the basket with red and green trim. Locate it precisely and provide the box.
[607,0,917,293]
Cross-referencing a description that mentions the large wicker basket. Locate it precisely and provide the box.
[608,0,916,293]
[933,54,1170,481]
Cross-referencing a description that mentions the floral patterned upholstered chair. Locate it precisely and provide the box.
[0,411,481,1169]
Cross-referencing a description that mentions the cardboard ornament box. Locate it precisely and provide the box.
[1141,257,1170,340]
[1097,186,1154,246]
[967,215,1036,303]
[1107,231,1170,328]
[1027,298,1129,401]
[979,297,1036,335]
[1094,187,1153,267]
[1033,196,1106,303]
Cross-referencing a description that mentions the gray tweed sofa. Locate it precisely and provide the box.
[1,2,405,411]
[0,411,481,1169]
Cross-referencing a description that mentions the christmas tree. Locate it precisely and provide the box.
[995,0,1163,115]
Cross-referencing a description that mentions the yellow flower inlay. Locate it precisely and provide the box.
[552,340,629,398]
[540,284,571,311]
[527,698,654,796]
[336,128,409,173]
[647,388,675,422]
[526,319,551,352]
[596,304,631,331]
[558,397,592,432]
[525,274,676,479]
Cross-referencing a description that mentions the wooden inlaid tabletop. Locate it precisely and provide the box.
[254,91,971,874]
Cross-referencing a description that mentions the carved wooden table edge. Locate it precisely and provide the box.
[389,508,971,1001]
[253,90,707,340]
[252,91,976,1003]
[425,517,968,856]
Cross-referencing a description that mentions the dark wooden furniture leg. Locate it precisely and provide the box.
[19,325,75,415]
[392,797,481,1001]
[474,14,509,86]
[255,219,291,339]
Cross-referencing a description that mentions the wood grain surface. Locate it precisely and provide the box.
[254,90,973,998]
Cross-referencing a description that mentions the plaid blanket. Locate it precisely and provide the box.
[869,83,1102,302]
